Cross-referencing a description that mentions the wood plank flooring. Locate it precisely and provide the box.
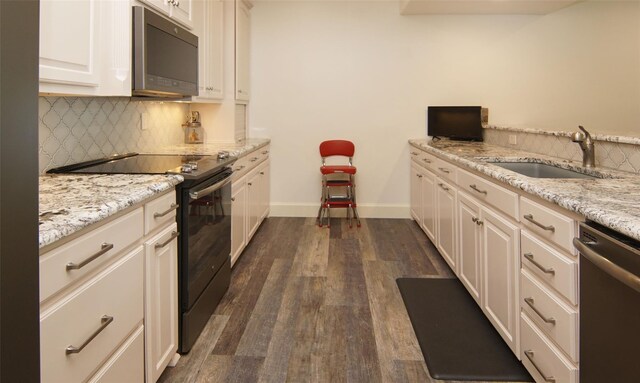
[158,218,519,383]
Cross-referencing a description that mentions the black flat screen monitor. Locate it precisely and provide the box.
[428,106,483,141]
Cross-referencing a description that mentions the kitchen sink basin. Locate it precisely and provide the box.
[489,162,601,179]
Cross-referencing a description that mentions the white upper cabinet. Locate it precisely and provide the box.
[235,0,252,101]
[193,0,224,101]
[137,0,194,29]
[399,0,581,15]
[39,0,131,96]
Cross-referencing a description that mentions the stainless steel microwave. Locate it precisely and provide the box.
[132,6,198,98]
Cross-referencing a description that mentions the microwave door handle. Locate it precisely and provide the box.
[573,237,640,294]
[189,177,231,200]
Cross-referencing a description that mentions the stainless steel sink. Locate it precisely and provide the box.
[489,162,600,179]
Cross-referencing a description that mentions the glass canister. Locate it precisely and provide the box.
[183,111,203,144]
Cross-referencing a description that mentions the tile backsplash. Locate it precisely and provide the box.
[484,127,640,174]
[39,97,189,173]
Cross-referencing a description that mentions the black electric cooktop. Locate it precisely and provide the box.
[47,153,237,183]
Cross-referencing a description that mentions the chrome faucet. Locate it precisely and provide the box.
[571,125,595,168]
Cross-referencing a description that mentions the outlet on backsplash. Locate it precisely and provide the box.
[508,134,517,145]
[140,112,149,130]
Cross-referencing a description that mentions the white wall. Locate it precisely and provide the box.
[248,0,640,217]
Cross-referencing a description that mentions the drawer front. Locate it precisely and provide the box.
[458,169,519,219]
[433,157,457,184]
[521,230,578,304]
[521,269,578,362]
[520,197,576,254]
[145,190,177,235]
[520,313,578,383]
[417,151,438,173]
[87,325,144,383]
[258,144,270,161]
[40,208,144,303]
[232,154,251,181]
[40,247,144,383]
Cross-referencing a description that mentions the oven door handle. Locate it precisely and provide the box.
[189,177,232,200]
[574,237,640,294]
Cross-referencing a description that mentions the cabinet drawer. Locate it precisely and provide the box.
[232,154,251,181]
[415,150,438,173]
[521,230,578,304]
[520,197,576,254]
[521,269,578,362]
[258,144,270,161]
[40,208,144,303]
[520,313,578,383]
[458,169,519,219]
[87,325,144,383]
[40,247,144,383]
[145,190,177,235]
[433,157,457,184]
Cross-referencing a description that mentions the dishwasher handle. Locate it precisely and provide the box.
[574,237,640,294]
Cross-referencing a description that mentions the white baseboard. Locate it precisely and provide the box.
[268,203,411,219]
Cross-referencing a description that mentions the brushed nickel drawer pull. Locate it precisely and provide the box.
[260,171,265,175]
[524,252,555,275]
[438,167,450,174]
[66,243,113,271]
[469,184,488,195]
[235,165,246,171]
[262,150,269,155]
[524,350,556,382]
[475,219,484,226]
[153,203,179,219]
[417,174,423,178]
[410,151,418,155]
[438,183,449,191]
[524,297,556,324]
[66,315,114,355]
[250,157,259,162]
[524,214,555,232]
[422,158,432,163]
[472,217,479,223]
[155,231,179,249]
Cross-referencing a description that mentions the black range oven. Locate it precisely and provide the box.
[48,153,235,353]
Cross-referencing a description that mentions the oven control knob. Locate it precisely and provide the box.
[188,161,198,170]
[181,164,193,173]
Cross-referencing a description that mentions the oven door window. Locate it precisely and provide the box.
[186,178,231,308]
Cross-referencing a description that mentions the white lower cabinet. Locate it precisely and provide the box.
[231,148,270,267]
[144,223,179,383]
[457,192,482,304]
[435,178,457,273]
[481,207,520,354]
[40,190,180,383]
[409,161,436,242]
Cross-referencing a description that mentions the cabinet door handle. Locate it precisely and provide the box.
[231,197,235,202]
[410,151,418,155]
[471,217,483,226]
[438,183,449,191]
[66,315,114,355]
[524,297,556,324]
[469,184,487,195]
[66,243,113,271]
[523,214,555,232]
[260,171,265,175]
[417,174,423,178]
[153,203,179,219]
[155,231,179,249]
[422,158,432,163]
[524,252,555,275]
[248,182,253,186]
[524,350,556,382]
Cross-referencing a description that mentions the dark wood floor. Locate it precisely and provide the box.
[158,218,515,383]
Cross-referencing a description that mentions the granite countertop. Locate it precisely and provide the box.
[39,174,183,250]
[409,138,640,241]
[149,138,270,157]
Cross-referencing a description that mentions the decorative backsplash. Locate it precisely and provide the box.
[39,97,189,173]
[484,127,640,174]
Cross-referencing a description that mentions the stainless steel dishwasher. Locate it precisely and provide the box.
[573,222,640,383]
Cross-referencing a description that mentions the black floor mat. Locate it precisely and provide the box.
[396,277,533,382]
